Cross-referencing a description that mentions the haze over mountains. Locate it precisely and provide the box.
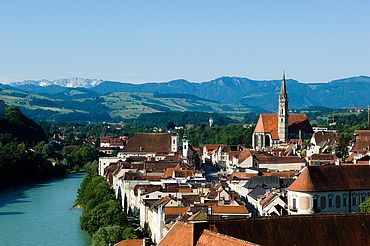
[1,75,370,122]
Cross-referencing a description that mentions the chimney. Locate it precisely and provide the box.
[142,238,150,246]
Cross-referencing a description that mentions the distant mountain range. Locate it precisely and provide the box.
[11,77,102,88]
[2,75,370,122]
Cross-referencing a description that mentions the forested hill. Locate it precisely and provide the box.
[0,107,47,145]
[0,107,66,189]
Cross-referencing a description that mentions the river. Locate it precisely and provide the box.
[0,174,91,246]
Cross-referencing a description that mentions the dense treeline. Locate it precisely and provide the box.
[0,108,47,145]
[39,121,150,144]
[76,162,139,246]
[131,111,235,128]
[0,108,66,189]
[183,124,254,147]
[333,111,370,160]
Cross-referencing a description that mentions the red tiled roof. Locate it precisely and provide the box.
[114,239,143,246]
[256,154,306,164]
[310,153,336,161]
[288,165,370,192]
[230,172,258,180]
[261,171,296,178]
[163,207,189,215]
[211,205,249,215]
[204,144,223,151]
[312,131,338,147]
[254,113,312,139]
[158,222,193,246]
[158,221,259,246]
[196,230,259,246]
[122,133,174,153]
[352,130,370,153]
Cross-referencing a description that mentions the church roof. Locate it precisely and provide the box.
[254,113,312,139]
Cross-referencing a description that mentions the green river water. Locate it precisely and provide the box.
[0,174,91,246]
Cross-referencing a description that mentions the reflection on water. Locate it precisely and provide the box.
[0,174,91,246]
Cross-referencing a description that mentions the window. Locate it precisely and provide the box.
[173,139,176,144]
[328,196,333,207]
[335,195,341,208]
[292,198,297,210]
[320,196,326,209]
[313,197,318,211]
[158,195,162,198]
[361,195,366,203]
[343,195,347,206]
[352,196,357,206]
[146,195,149,198]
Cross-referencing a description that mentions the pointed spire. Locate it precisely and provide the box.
[280,71,287,97]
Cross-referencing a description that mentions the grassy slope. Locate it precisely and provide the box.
[0,89,252,121]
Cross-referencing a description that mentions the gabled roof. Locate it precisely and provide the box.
[247,186,267,200]
[197,230,258,246]
[158,221,259,246]
[352,130,370,153]
[114,239,143,246]
[255,154,306,164]
[122,133,174,153]
[245,176,282,189]
[211,205,249,215]
[312,131,338,147]
[310,153,336,161]
[254,113,312,139]
[163,207,189,215]
[288,165,370,192]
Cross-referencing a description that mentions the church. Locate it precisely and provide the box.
[252,74,313,149]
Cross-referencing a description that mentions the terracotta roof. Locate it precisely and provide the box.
[352,130,370,153]
[211,205,249,215]
[158,221,259,246]
[163,207,189,215]
[261,171,296,178]
[114,239,143,246]
[158,222,193,246]
[203,144,223,151]
[254,113,312,139]
[256,154,306,164]
[312,131,338,147]
[288,165,370,192]
[310,153,336,161]
[196,230,259,246]
[210,214,370,246]
[230,172,258,180]
[149,196,174,211]
[122,133,174,153]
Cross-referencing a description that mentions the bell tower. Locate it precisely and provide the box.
[278,72,289,142]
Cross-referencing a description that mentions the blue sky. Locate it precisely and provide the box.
[0,0,369,83]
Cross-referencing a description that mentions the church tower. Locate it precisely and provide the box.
[278,72,289,142]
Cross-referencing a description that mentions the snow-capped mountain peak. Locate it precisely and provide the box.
[11,77,102,88]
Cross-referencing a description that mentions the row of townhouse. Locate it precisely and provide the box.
[102,151,251,244]
[228,172,295,216]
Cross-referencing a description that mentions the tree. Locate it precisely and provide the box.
[92,225,138,246]
[80,199,126,235]
[360,197,370,212]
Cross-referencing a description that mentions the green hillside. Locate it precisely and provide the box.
[0,88,254,122]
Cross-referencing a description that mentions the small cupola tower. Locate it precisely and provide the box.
[278,72,289,142]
